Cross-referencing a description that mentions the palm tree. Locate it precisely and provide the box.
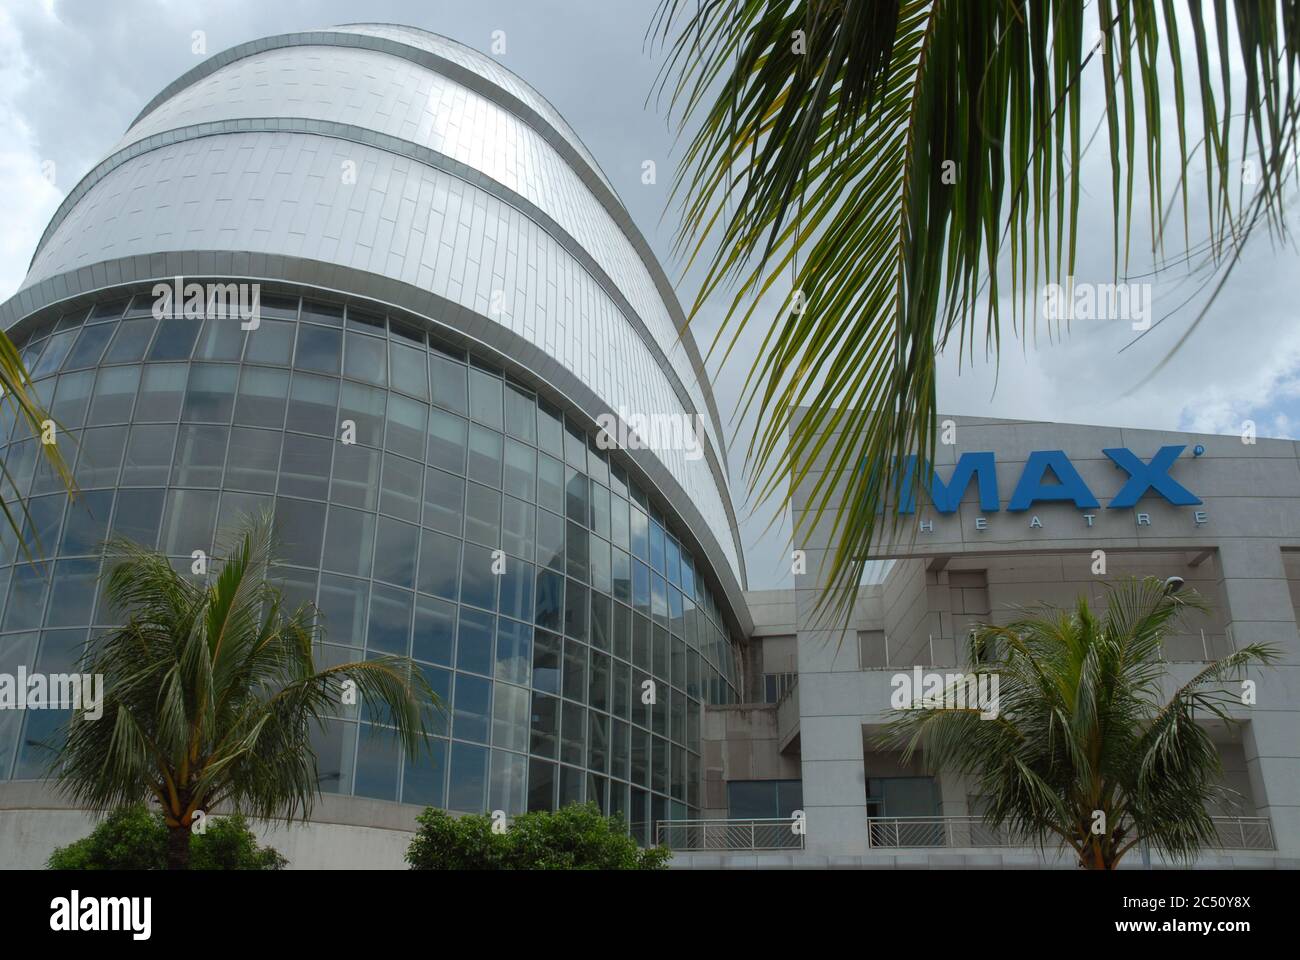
[651,1,1300,615]
[0,329,74,551]
[51,512,440,869]
[878,577,1279,868]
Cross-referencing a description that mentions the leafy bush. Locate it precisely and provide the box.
[406,803,671,870]
[47,803,288,870]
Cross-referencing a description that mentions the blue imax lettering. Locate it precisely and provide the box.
[897,445,1201,514]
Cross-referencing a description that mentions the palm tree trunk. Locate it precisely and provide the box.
[166,823,191,870]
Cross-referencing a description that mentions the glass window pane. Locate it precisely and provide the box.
[564,420,586,470]
[182,364,237,423]
[367,583,413,655]
[322,507,375,578]
[160,489,218,555]
[311,719,357,795]
[110,488,164,548]
[537,454,564,515]
[194,315,246,361]
[302,300,343,326]
[278,432,332,500]
[380,453,422,523]
[588,711,609,774]
[453,672,491,743]
[46,556,98,624]
[225,427,280,493]
[561,701,586,766]
[32,331,76,377]
[294,324,342,374]
[244,318,296,365]
[563,639,587,703]
[430,353,467,414]
[385,394,427,461]
[504,384,536,444]
[87,365,140,425]
[373,516,419,588]
[63,323,113,370]
[423,467,464,536]
[565,469,587,525]
[59,489,113,556]
[448,741,488,812]
[339,382,385,448]
[460,542,497,611]
[566,521,589,581]
[464,482,500,547]
[537,509,564,572]
[413,594,454,666]
[528,757,556,812]
[503,439,535,500]
[103,317,158,364]
[535,568,562,631]
[51,371,94,428]
[330,444,380,510]
[272,496,325,567]
[467,366,503,429]
[536,400,562,457]
[499,556,534,621]
[354,724,399,801]
[428,408,467,474]
[343,330,387,387]
[171,424,227,487]
[502,496,534,560]
[285,372,338,436]
[390,339,428,399]
[417,528,460,600]
[495,618,532,686]
[135,368,185,429]
[234,366,289,428]
[456,607,494,678]
[489,748,527,816]
[467,424,502,486]
[532,630,562,695]
[591,536,611,596]
[530,693,559,758]
[565,580,589,642]
[148,317,200,361]
[318,573,369,648]
[74,426,126,489]
[402,737,447,808]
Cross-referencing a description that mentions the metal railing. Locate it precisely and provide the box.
[865,815,1274,851]
[656,818,805,851]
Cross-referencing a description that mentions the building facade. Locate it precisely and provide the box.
[676,416,1300,868]
[0,24,752,867]
[0,25,1295,870]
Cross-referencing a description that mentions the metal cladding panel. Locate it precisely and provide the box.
[22,130,742,583]
[324,23,612,190]
[108,43,718,460]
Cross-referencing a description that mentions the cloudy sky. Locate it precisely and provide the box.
[1,0,1297,589]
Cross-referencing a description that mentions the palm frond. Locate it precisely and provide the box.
[0,329,76,559]
[653,0,1300,617]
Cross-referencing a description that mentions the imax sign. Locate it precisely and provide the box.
[896,445,1202,514]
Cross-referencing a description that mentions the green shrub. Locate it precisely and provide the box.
[406,803,671,870]
[47,803,288,870]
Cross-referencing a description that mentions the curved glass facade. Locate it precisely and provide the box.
[0,290,741,841]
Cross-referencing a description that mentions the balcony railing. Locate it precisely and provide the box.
[865,815,1274,851]
[656,818,805,851]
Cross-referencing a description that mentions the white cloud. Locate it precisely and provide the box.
[0,4,64,302]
